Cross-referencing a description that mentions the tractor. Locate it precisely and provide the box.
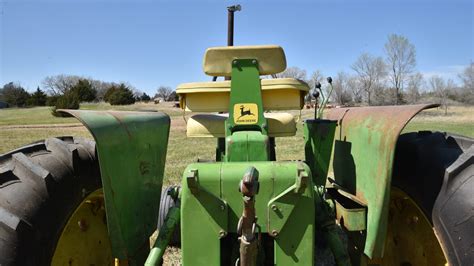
[0,7,473,266]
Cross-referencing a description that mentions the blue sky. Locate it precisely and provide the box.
[1,0,473,94]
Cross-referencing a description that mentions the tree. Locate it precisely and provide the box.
[276,66,307,80]
[90,80,115,101]
[352,53,387,105]
[429,75,449,115]
[46,95,61,106]
[332,72,352,105]
[42,75,81,95]
[347,76,364,104]
[70,79,97,102]
[28,87,48,106]
[156,86,173,101]
[140,93,151,102]
[406,73,424,104]
[51,91,80,117]
[130,88,143,101]
[167,91,178,102]
[0,82,30,107]
[306,70,324,103]
[459,62,474,91]
[384,34,417,104]
[458,63,474,104]
[107,83,136,105]
[104,84,119,103]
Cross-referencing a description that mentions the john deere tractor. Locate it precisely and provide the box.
[0,14,473,266]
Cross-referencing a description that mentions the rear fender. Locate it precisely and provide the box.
[325,104,438,258]
[60,110,170,265]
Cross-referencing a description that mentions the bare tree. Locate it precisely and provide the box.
[384,34,417,104]
[429,75,449,115]
[459,62,474,92]
[351,53,387,105]
[306,70,324,103]
[131,88,143,100]
[90,80,115,101]
[457,63,474,104]
[42,74,81,95]
[156,86,173,101]
[306,70,324,88]
[406,73,424,103]
[459,62,474,89]
[347,76,364,104]
[275,66,307,80]
[332,72,352,106]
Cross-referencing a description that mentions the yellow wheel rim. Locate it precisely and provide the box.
[370,187,448,266]
[51,189,113,265]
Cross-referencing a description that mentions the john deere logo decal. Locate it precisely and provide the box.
[234,103,258,125]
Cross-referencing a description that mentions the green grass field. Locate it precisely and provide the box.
[1,103,473,185]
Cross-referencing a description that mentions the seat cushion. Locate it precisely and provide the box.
[187,112,296,138]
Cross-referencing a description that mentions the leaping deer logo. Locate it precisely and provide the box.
[238,105,255,119]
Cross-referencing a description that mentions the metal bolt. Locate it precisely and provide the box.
[252,59,257,65]
[271,230,279,237]
[220,204,226,211]
[412,216,419,223]
[219,230,227,238]
[271,204,278,211]
[78,219,88,231]
[233,60,238,65]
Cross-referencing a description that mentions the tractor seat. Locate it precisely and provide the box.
[187,112,296,138]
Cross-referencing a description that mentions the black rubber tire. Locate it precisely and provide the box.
[393,131,474,265]
[157,185,181,246]
[0,137,102,266]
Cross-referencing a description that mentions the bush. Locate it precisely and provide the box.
[106,84,136,105]
[0,82,30,107]
[46,95,61,106]
[70,79,97,102]
[51,92,80,117]
[140,93,151,102]
[104,86,118,102]
[27,87,47,106]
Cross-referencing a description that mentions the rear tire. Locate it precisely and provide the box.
[0,137,102,265]
[390,131,474,265]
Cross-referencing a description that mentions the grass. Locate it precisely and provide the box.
[0,102,184,126]
[403,106,474,137]
[0,106,78,125]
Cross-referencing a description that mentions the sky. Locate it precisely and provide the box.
[1,0,473,95]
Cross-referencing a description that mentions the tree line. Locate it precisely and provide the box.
[0,75,178,115]
[277,34,474,112]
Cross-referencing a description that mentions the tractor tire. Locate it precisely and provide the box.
[157,185,181,246]
[0,137,103,266]
[389,131,474,265]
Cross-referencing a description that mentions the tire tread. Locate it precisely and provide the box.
[0,137,101,266]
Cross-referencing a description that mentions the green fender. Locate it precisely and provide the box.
[325,104,438,258]
[60,110,170,265]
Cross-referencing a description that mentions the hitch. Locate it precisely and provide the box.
[237,167,260,266]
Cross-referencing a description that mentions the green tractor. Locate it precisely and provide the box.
[1,10,473,266]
